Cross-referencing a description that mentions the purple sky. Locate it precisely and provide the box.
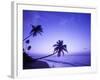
[23,10,91,55]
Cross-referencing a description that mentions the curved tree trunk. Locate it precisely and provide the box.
[34,52,57,61]
[23,33,32,41]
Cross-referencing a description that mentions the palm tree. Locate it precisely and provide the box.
[23,25,43,41]
[23,24,50,69]
[23,24,43,62]
[23,24,43,54]
[53,40,68,57]
[34,40,68,61]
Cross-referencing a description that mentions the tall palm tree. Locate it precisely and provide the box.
[23,24,43,62]
[53,40,68,57]
[34,40,68,61]
[23,24,43,54]
[23,25,43,41]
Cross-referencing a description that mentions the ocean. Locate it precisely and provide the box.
[28,52,91,68]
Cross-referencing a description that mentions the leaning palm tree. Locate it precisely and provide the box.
[23,24,43,62]
[23,25,43,41]
[34,40,68,61]
[23,24,43,54]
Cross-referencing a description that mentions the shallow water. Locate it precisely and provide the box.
[28,52,91,68]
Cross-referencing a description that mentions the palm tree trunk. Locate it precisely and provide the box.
[23,34,32,41]
[34,52,57,61]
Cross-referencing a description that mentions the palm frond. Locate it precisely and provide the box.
[25,40,30,44]
[27,46,31,50]
[53,44,58,47]
[63,45,66,48]
[32,25,35,28]
[63,48,68,53]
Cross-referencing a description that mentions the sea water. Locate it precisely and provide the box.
[28,52,91,68]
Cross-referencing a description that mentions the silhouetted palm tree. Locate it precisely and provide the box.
[34,40,68,61]
[23,25,43,41]
[23,25,50,69]
[23,24,43,62]
[23,24,43,55]
[53,40,68,57]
